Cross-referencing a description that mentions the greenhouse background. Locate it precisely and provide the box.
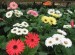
[0,0,75,55]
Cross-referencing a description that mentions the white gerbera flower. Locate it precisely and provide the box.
[61,38,72,48]
[67,9,73,14]
[55,10,62,17]
[13,23,20,27]
[11,27,19,34]
[6,10,13,18]
[52,34,65,45]
[63,25,72,28]
[22,28,29,35]
[45,37,55,47]
[57,29,67,36]
[47,9,55,15]
[21,21,29,27]
[14,10,23,17]
[16,28,23,35]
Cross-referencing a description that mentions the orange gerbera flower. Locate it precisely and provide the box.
[43,1,52,6]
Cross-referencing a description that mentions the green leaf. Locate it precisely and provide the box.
[0,35,6,43]
[0,42,7,50]
[7,32,16,40]
[0,22,5,27]
[22,45,39,55]
[38,52,47,55]
[4,26,11,32]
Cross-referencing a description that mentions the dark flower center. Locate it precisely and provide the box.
[13,45,18,49]
[45,19,47,21]
[31,39,34,42]
[49,41,52,43]
[64,41,68,44]
[13,4,16,7]
[56,38,59,40]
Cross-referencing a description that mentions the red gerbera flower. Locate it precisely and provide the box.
[25,32,40,48]
[6,39,25,55]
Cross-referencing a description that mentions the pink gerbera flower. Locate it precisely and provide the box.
[25,32,40,48]
[6,39,25,55]
[27,10,38,17]
[8,1,18,10]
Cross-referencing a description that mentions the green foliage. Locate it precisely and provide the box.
[22,45,39,55]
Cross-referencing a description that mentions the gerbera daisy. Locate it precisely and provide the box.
[57,29,67,36]
[27,10,38,17]
[48,17,57,25]
[41,16,49,23]
[8,1,18,10]
[6,10,13,18]
[14,10,23,17]
[13,23,20,27]
[55,10,62,17]
[11,27,19,34]
[25,32,40,48]
[52,34,65,45]
[63,25,72,28]
[22,28,29,35]
[16,28,23,35]
[50,13,60,18]
[60,38,72,48]
[6,39,25,55]
[21,21,29,27]
[47,9,55,15]
[45,37,55,47]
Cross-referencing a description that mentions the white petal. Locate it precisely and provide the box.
[57,29,67,36]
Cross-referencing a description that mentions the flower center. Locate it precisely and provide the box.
[64,41,68,44]
[49,41,52,43]
[56,38,59,40]
[45,19,47,21]
[31,39,34,42]
[13,4,16,7]
[13,45,18,49]
[13,29,16,31]
[50,11,53,13]
[18,31,21,33]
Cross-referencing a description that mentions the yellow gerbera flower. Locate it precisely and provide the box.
[50,13,60,18]
[41,16,50,23]
[48,17,57,25]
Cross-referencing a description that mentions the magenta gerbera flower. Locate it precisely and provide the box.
[25,32,40,48]
[6,39,25,55]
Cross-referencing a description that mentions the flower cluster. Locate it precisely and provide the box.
[45,29,72,48]
[48,9,62,18]
[11,21,29,35]
[41,16,57,25]
[6,32,40,55]
[41,9,62,25]
[6,10,23,18]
